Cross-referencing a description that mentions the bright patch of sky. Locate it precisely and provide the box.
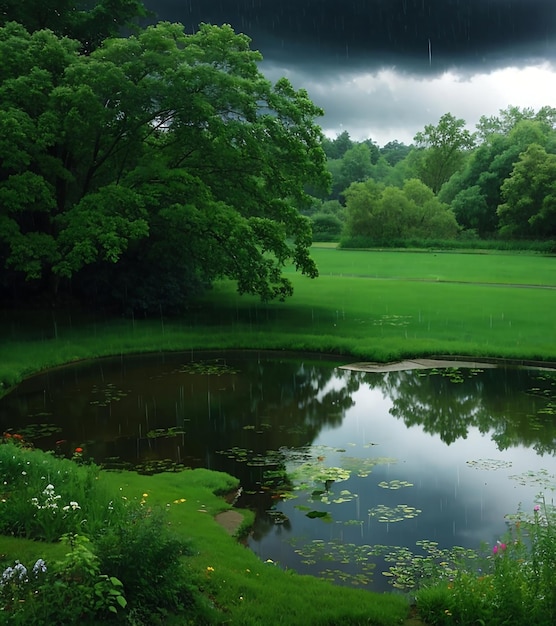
[263,62,556,146]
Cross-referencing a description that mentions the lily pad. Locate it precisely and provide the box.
[509,468,556,489]
[466,459,512,471]
[290,462,350,486]
[306,510,329,519]
[378,479,414,490]
[90,383,129,406]
[176,360,239,376]
[368,504,422,523]
[341,456,397,478]
[266,510,289,524]
[17,423,62,439]
[146,427,186,439]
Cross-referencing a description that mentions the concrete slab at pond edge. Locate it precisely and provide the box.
[339,357,556,373]
[339,358,498,373]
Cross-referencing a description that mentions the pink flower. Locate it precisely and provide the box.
[534,505,541,512]
[492,545,498,554]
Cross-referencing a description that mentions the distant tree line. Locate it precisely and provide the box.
[307,108,556,247]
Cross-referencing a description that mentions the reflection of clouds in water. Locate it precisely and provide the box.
[312,381,548,550]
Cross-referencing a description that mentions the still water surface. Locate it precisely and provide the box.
[1,351,555,591]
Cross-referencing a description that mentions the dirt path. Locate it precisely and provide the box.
[215,509,245,535]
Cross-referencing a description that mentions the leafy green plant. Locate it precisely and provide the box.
[0,534,126,625]
[414,496,556,625]
[0,439,128,541]
[94,507,201,624]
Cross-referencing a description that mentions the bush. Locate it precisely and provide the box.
[94,507,210,625]
[338,236,556,252]
[414,497,556,625]
[0,534,126,625]
[311,213,343,241]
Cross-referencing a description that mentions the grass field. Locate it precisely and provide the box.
[1,248,555,396]
[305,246,556,286]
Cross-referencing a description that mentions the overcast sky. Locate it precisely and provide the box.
[143,1,556,146]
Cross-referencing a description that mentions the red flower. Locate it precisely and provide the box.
[3,433,12,438]
[12,434,23,440]
[74,447,83,454]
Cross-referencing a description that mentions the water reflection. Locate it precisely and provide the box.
[0,352,555,591]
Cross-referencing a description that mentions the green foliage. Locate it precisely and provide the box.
[414,112,476,193]
[343,178,459,242]
[321,130,354,159]
[0,20,329,311]
[0,439,128,541]
[415,498,556,625]
[498,143,556,238]
[94,508,201,623]
[0,0,150,52]
[379,140,412,166]
[311,212,343,241]
[439,109,556,238]
[0,534,126,625]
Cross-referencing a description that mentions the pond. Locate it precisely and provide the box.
[1,351,555,592]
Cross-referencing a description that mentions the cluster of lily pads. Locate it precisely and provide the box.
[417,367,484,384]
[176,360,240,376]
[89,383,129,407]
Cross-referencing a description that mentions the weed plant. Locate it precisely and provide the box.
[0,534,127,625]
[0,436,127,541]
[0,438,215,625]
[94,507,212,625]
[414,497,556,625]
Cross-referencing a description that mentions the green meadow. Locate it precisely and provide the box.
[3,247,554,396]
[0,248,555,625]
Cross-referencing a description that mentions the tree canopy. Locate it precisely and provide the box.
[0,20,329,311]
[414,113,476,194]
[343,178,459,243]
[0,0,150,52]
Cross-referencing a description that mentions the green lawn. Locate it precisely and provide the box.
[1,249,555,396]
[305,246,556,286]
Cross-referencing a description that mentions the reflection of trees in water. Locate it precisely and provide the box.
[369,368,556,454]
[211,359,359,450]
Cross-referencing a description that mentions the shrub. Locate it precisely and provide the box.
[94,507,210,625]
[414,497,556,625]
[0,534,126,625]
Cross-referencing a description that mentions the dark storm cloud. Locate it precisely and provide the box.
[145,0,556,75]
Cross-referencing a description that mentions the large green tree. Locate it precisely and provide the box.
[343,178,459,243]
[414,112,476,194]
[498,144,556,239]
[0,21,329,311]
